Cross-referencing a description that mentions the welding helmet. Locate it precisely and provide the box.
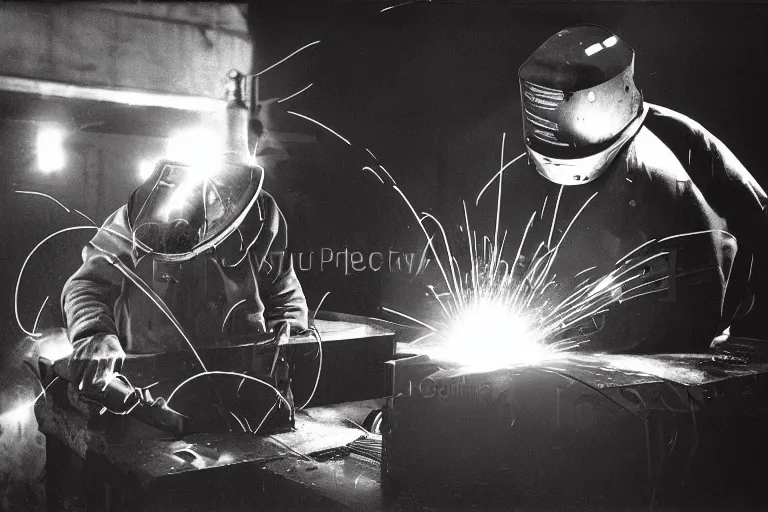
[519,25,646,186]
[128,159,264,262]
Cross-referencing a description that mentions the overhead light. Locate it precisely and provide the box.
[138,159,157,181]
[585,43,603,57]
[36,126,66,174]
[166,128,224,179]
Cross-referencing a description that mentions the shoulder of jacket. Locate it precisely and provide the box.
[644,102,718,148]
[631,125,692,184]
[95,205,133,239]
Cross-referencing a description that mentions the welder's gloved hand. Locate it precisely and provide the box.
[68,333,126,398]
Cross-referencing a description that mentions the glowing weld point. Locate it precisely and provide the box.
[438,302,556,370]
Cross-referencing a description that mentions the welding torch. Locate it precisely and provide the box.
[46,354,188,437]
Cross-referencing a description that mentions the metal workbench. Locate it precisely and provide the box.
[34,320,768,511]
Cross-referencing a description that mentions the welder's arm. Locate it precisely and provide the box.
[60,207,131,395]
[256,198,309,333]
[698,133,768,336]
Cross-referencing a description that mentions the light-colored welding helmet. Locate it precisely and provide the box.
[128,159,263,262]
[519,25,646,185]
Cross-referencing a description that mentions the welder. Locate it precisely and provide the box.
[59,72,308,402]
[511,24,767,353]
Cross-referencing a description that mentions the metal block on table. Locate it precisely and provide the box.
[381,347,768,509]
[32,314,395,510]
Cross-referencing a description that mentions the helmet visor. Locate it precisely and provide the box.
[528,105,647,186]
[130,160,263,261]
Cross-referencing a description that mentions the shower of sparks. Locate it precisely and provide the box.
[251,41,321,78]
[275,117,638,368]
[343,131,715,370]
[277,83,314,104]
[287,110,352,146]
[381,182,683,369]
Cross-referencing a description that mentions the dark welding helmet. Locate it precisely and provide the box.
[128,159,264,262]
[519,25,646,185]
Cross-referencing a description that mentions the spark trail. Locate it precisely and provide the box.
[278,114,682,368]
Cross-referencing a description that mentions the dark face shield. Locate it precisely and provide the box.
[518,25,644,185]
[129,160,264,262]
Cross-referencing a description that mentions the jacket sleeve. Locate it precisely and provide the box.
[61,207,133,345]
[253,195,309,333]
[646,104,768,336]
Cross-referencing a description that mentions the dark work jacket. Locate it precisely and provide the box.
[61,190,308,354]
[492,103,767,353]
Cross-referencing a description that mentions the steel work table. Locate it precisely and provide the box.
[34,321,768,511]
